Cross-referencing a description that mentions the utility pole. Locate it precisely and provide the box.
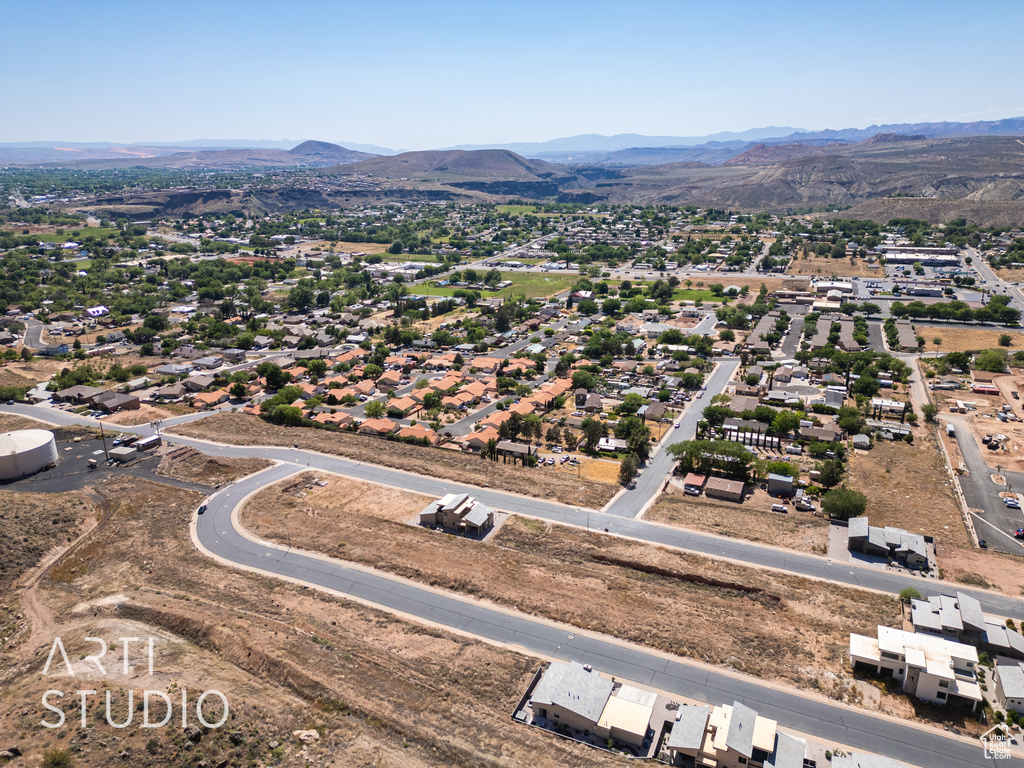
[98,422,109,462]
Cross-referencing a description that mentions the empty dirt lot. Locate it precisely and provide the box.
[788,254,878,277]
[1,472,616,768]
[171,412,618,507]
[645,486,829,554]
[241,472,904,713]
[848,430,965,547]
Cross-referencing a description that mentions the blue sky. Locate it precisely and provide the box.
[2,0,1022,149]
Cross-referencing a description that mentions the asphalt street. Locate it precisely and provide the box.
[948,413,1024,555]
[193,463,1013,768]
[7,402,1024,621]
[603,359,740,517]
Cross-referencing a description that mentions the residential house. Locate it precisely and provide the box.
[312,411,354,428]
[192,390,230,410]
[358,418,399,436]
[418,492,494,535]
[664,700,801,768]
[911,592,1024,661]
[849,625,981,709]
[528,661,654,749]
[704,477,745,502]
[847,517,931,569]
[397,424,441,445]
[53,385,107,404]
[465,426,500,452]
[992,658,1024,712]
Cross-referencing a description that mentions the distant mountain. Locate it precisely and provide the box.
[9,141,374,170]
[775,117,1024,145]
[443,128,804,156]
[438,118,1024,164]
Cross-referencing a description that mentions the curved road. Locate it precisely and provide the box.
[195,462,1012,768]
[5,401,1024,623]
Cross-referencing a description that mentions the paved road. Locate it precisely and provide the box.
[23,318,44,351]
[192,463,1010,768]
[603,360,740,517]
[7,401,1024,622]
[779,316,804,358]
[948,414,1024,555]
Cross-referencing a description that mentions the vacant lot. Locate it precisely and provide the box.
[918,327,1024,353]
[170,413,618,507]
[788,254,878,277]
[646,486,829,554]
[2,467,619,768]
[848,430,967,548]
[156,446,272,485]
[243,472,900,708]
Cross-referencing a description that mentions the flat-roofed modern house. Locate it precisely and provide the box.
[992,657,1024,712]
[418,492,494,536]
[911,591,1024,661]
[849,625,982,709]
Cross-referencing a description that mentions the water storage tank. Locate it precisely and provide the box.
[0,429,58,480]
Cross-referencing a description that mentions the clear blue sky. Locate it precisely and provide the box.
[2,0,1022,150]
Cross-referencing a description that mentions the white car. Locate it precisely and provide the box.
[1005,497,1021,509]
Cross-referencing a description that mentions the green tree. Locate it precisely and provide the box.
[816,459,845,489]
[921,403,938,423]
[770,410,801,436]
[229,381,248,399]
[822,487,867,520]
[364,400,385,418]
[999,333,1013,347]
[256,362,292,390]
[899,587,922,602]
[619,392,646,416]
[571,370,597,391]
[306,358,328,378]
[975,348,1008,373]
[581,416,607,453]
[618,453,639,486]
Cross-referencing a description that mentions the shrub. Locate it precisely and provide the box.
[42,749,74,768]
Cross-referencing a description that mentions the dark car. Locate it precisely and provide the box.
[197,504,207,515]
[1015,529,1024,539]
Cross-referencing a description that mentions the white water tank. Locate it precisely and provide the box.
[0,429,58,480]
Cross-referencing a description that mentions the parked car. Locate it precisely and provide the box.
[197,504,207,515]
[684,487,701,496]
[546,457,555,465]
[1014,529,1024,539]
[1005,498,1021,509]
[674,422,680,428]
[552,446,562,453]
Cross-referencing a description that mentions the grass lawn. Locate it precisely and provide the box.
[495,204,538,215]
[671,288,722,302]
[32,227,119,243]
[417,271,578,300]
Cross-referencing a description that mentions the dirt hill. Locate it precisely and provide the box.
[342,148,556,180]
